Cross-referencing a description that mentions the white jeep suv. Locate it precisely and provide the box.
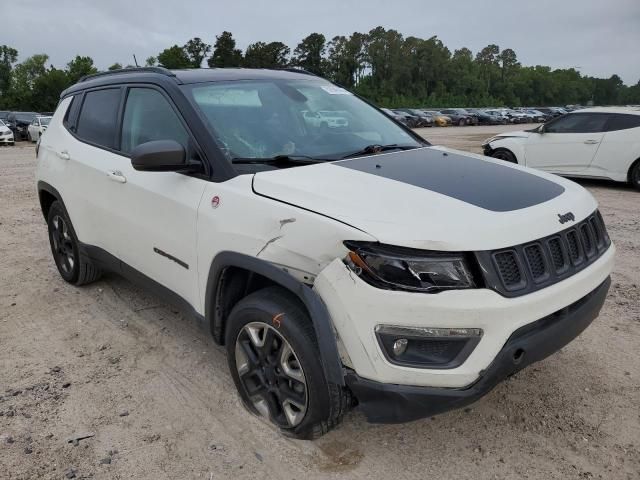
[36,67,615,439]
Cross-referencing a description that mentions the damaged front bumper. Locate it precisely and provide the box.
[343,277,610,423]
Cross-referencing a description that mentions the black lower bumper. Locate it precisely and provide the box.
[345,277,610,424]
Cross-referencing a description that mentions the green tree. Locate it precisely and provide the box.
[184,37,211,68]
[66,55,98,83]
[243,41,290,68]
[0,45,18,97]
[157,45,191,69]
[145,56,157,67]
[33,67,72,111]
[292,33,326,75]
[208,31,243,68]
[108,63,123,71]
[5,54,49,109]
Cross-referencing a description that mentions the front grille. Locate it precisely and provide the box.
[476,210,611,297]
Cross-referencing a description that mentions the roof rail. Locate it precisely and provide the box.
[274,67,318,77]
[78,66,176,83]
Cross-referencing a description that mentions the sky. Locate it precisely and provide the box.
[6,0,640,84]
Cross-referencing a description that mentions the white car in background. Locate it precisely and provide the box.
[0,119,15,145]
[483,107,640,190]
[27,116,52,142]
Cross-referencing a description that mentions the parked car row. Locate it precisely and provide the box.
[376,106,578,128]
[0,110,52,143]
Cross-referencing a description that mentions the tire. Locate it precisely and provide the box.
[491,149,518,164]
[225,286,350,440]
[458,118,465,127]
[47,201,102,285]
[629,160,640,191]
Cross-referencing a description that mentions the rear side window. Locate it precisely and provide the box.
[606,114,640,132]
[545,113,609,134]
[120,88,189,154]
[76,88,121,149]
[63,97,80,130]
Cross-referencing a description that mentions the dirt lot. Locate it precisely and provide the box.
[1,128,639,480]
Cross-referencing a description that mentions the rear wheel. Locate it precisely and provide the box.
[458,118,465,127]
[226,286,350,439]
[491,149,518,164]
[47,201,102,285]
[629,160,640,191]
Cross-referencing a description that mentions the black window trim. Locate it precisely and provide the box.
[543,112,611,134]
[119,83,211,179]
[604,113,640,132]
[68,85,124,156]
[62,83,211,180]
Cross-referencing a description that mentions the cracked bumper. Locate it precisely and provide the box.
[313,245,614,389]
[344,276,610,423]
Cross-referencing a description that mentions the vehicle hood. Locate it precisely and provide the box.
[490,130,532,140]
[252,147,597,251]
[0,126,10,134]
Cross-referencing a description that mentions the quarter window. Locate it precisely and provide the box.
[545,113,609,134]
[606,114,640,131]
[75,89,121,148]
[121,88,189,154]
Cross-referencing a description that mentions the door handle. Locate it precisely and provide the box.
[106,170,127,183]
[57,150,70,160]
[584,139,599,145]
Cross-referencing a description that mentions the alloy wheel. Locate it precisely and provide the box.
[235,322,308,427]
[51,215,75,274]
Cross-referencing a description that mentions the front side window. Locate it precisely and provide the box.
[182,79,422,164]
[40,117,51,126]
[76,89,121,148]
[120,88,189,154]
[545,113,609,134]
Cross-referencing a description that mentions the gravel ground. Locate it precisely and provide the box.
[1,130,639,479]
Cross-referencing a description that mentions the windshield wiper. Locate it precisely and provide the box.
[339,144,421,160]
[231,154,325,165]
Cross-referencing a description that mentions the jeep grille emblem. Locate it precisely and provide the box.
[557,212,575,224]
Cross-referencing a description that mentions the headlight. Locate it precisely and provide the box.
[344,241,478,293]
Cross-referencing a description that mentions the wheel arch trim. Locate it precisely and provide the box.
[205,251,345,386]
[37,181,69,221]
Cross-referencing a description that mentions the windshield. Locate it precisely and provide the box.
[39,117,51,126]
[182,79,422,162]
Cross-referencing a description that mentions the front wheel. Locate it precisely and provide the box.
[226,286,350,439]
[491,149,518,164]
[458,118,465,127]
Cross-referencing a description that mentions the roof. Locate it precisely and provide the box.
[573,106,640,115]
[62,67,321,97]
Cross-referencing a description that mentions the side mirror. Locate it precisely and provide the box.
[131,140,191,172]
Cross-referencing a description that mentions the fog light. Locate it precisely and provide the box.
[375,325,483,369]
[392,338,409,356]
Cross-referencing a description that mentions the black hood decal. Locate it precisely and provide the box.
[335,148,564,212]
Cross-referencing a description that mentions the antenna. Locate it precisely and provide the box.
[133,54,139,67]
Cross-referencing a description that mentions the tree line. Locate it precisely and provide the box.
[2,27,639,113]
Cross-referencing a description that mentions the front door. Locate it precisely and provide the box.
[525,113,610,173]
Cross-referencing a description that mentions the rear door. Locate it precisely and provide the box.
[104,86,207,307]
[59,87,126,257]
[590,113,640,180]
[524,113,610,173]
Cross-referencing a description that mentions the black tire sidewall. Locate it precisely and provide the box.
[225,290,332,438]
[492,149,517,164]
[47,201,81,284]
[631,162,640,190]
